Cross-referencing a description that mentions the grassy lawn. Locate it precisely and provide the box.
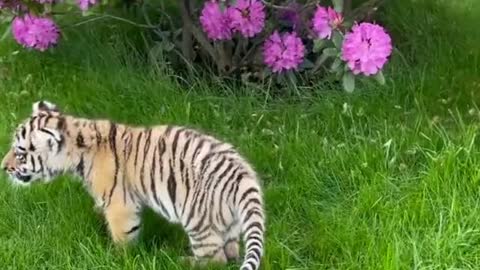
[1,0,480,269]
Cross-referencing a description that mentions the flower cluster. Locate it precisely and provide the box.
[199,0,233,40]
[12,14,60,51]
[312,6,343,39]
[3,0,100,51]
[263,31,305,72]
[198,1,392,78]
[3,0,393,91]
[77,0,97,12]
[342,22,393,76]
[200,0,266,40]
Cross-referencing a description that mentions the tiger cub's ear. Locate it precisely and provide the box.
[32,100,61,116]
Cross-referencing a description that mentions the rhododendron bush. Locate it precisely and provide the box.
[0,0,391,92]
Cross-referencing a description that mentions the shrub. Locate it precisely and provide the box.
[0,0,392,92]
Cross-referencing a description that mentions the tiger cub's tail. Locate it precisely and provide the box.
[237,179,265,270]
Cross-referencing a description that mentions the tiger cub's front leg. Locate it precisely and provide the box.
[104,202,141,244]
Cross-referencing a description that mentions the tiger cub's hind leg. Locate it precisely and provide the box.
[186,229,228,267]
[104,202,142,245]
[224,238,240,262]
[224,222,241,262]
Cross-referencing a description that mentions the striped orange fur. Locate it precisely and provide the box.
[1,101,265,270]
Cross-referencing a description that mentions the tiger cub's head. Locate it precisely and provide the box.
[1,101,68,186]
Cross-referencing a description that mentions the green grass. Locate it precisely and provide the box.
[1,0,480,269]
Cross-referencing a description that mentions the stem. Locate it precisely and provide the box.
[261,0,290,10]
[344,0,352,14]
[351,0,385,21]
[180,0,194,63]
[68,13,160,29]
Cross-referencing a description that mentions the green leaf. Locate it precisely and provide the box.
[300,59,315,70]
[342,72,355,93]
[286,70,297,85]
[81,9,95,17]
[374,71,386,85]
[332,0,343,13]
[219,2,227,12]
[0,24,11,43]
[323,48,338,57]
[331,58,342,72]
[332,31,344,49]
[313,39,326,53]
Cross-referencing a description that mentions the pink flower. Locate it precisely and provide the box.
[200,0,232,41]
[12,14,60,51]
[263,31,305,73]
[228,0,266,38]
[312,6,343,39]
[341,22,393,76]
[77,0,97,11]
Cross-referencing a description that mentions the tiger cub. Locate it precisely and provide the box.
[1,101,265,270]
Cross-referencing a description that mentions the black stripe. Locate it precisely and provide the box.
[190,242,221,250]
[171,128,184,163]
[200,152,218,173]
[126,133,134,161]
[167,162,177,216]
[21,126,26,139]
[239,187,259,205]
[247,235,262,244]
[246,248,261,260]
[219,166,239,215]
[246,261,256,270]
[241,198,261,214]
[76,155,85,178]
[134,132,143,168]
[107,123,119,206]
[205,157,226,185]
[37,156,44,174]
[232,172,247,204]
[189,210,208,233]
[43,115,52,126]
[247,241,263,251]
[39,128,56,138]
[150,142,159,204]
[57,135,64,153]
[139,129,152,194]
[125,225,140,234]
[151,139,170,219]
[28,143,36,152]
[29,116,37,131]
[180,137,193,216]
[191,138,206,165]
[196,158,227,216]
[244,222,263,234]
[17,146,26,152]
[76,132,86,148]
[57,117,66,130]
[30,155,36,172]
[210,162,234,225]
[244,208,263,222]
[93,122,101,146]
[121,129,130,204]
[158,137,166,181]
[47,138,53,151]
[246,231,262,239]
[36,115,43,128]
[189,231,212,242]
